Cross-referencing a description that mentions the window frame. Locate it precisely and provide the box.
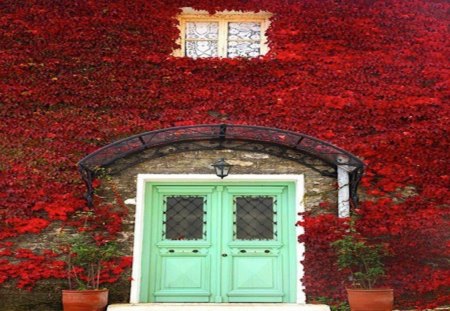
[174,8,271,58]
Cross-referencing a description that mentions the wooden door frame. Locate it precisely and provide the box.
[130,174,305,304]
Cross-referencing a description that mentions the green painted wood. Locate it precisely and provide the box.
[140,182,297,303]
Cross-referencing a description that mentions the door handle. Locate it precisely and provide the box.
[222,253,228,257]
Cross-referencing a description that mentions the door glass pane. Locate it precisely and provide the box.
[234,196,276,240]
[163,196,205,240]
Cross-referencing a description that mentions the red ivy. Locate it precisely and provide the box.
[0,0,449,309]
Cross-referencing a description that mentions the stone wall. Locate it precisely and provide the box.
[3,149,337,310]
[108,149,337,214]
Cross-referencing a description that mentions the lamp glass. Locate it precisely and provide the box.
[213,158,232,179]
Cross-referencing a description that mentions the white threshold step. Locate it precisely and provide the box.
[108,303,330,311]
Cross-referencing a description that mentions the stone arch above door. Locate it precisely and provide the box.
[78,124,365,213]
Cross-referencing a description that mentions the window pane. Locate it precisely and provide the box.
[186,22,219,39]
[234,196,276,240]
[228,41,260,58]
[186,40,218,58]
[164,196,205,240]
[228,22,261,40]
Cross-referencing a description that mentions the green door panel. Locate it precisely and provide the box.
[141,182,297,303]
[221,186,287,302]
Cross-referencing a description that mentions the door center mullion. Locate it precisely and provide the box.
[213,185,225,303]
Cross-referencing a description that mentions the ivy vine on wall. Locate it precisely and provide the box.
[0,0,448,309]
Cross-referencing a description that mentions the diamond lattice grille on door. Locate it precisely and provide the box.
[233,196,277,240]
[163,196,206,240]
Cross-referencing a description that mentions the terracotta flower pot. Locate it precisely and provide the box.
[346,288,393,311]
[62,289,108,311]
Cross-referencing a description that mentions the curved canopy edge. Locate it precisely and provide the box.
[78,124,364,208]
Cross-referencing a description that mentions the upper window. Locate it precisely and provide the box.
[175,8,271,58]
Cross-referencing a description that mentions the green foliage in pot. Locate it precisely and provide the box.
[58,229,122,290]
[67,232,120,290]
[332,234,388,289]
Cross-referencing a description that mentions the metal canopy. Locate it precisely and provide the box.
[78,124,364,207]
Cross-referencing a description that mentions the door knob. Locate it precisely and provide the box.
[222,253,228,257]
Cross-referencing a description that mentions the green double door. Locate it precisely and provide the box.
[140,182,296,303]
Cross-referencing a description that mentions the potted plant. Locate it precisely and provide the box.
[332,233,393,311]
[59,230,121,311]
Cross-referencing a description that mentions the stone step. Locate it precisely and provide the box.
[108,303,330,311]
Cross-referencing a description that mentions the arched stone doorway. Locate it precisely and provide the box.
[77,124,364,304]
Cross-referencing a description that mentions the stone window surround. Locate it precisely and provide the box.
[173,8,271,58]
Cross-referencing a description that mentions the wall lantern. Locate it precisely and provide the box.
[212,158,232,179]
